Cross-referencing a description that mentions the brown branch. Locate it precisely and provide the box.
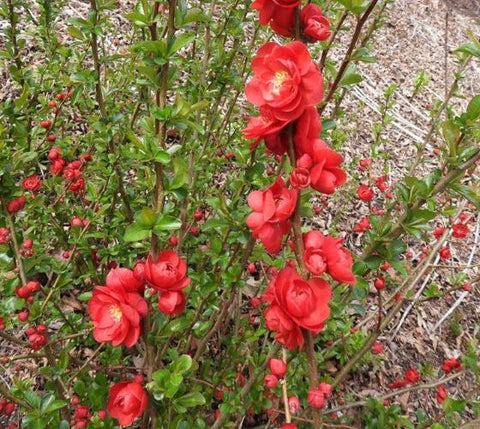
[328,370,466,414]
[1,195,28,285]
[319,0,380,115]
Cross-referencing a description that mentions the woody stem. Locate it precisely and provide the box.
[287,126,322,429]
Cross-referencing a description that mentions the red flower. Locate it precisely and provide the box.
[107,381,148,426]
[303,231,355,284]
[433,226,445,239]
[280,424,298,429]
[7,195,26,214]
[144,250,190,292]
[264,267,331,349]
[22,175,41,192]
[442,358,461,374]
[356,185,374,202]
[301,4,331,41]
[106,268,144,292]
[293,106,322,156]
[387,379,406,389]
[88,284,148,347]
[436,385,447,404]
[452,223,469,238]
[157,290,186,315]
[404,368,420,384]
[243,106,288,143]
[246,177,297,254]
[354,216,371,233]
[439,246,451,260]
[290,167,310,189]
[251,0,300,36]
[310,141,347,194]
[68,177,85,193]
[307,387,325,409]
[51,158,65,176]
[322,236,356,284]
[245,42,323,123]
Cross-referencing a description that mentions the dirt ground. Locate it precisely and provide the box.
[330,0,480,424]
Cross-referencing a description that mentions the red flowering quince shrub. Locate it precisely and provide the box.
[0,0,479,428]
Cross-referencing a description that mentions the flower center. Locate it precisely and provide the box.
[109,305,123,322]
[272,71,289,94]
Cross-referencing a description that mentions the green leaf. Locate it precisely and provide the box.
[168,34,195,56]
[454,42,480,58]
[124,224,151,242]
[466,95,480,120]
[172,354,193,374]
[154,215,182,232]
[42,398,67,414]
[334,0,370,14]
[443,398,466,413]
[174,391,205,408]
[153,149,171,164]
[340,65,363,86]
[137,207,157,228]
[124,12,150,26]
[67,26,85,40]
[168,158,188,190]
[448,183,480,209]
[442,120,460,157]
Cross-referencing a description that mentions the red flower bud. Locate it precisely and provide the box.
[263,374,278,389]
[374,277,386,290]
[268,358,287,377]
[372,342,383,355]
[288,395,300,414]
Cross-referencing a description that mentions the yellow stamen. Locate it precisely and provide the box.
[109,305,122,322]
[272,71,288,93]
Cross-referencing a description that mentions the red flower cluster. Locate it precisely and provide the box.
[88,267,148,347]
[243,2,356,361]
[307,382,332,409]
[15,280,41,300]
[264,267,331,349]
[107,381,148,426]
[252,0,330,41]
[442,358,461,374]
[48,147,90,193]
[72,404,91,428]
[26,324,47,351]
[387,367,420,389]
